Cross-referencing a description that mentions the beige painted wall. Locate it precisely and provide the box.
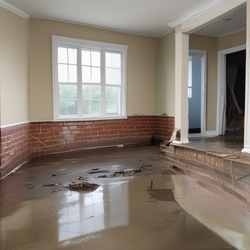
[155,31,175,116]
[189,35,218,131]
[29,19,156,121]
[218,30,246,51]
[188,31,246,131]
[0,7,30,126]
[155,32,218,131]
[155,29,246,132]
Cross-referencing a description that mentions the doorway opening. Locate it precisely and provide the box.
[225,50,245,134]
[188,50,207,137]
[217,45,246,136]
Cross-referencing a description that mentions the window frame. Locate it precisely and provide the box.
[52,35,128,121]
[188,56,192,98]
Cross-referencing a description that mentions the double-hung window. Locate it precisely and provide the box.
[52,36,127,120]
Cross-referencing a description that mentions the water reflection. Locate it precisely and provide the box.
[0,180,129,249]
[58,187,105,241]
[109,181,129,228]
[171,175,250,250]
[58,182,128,242]
[0,175,248,249]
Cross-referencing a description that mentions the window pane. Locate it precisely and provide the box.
[58,47,67,63]
[106,101,119,115]
[67,100,77,115]
[82,50,91,65]
[105,86,120,100]
[90,85,101,99]
[59,100,67,115]
[82,85,101,100]
[59,85,77,99]
[92,67,100,83]
[69,65,77,83]
[106,52,112,67]
[106,68,121,85]
[105,86,120,115]
[91,51,100,67]
[68,48,77,64]
[59,85,77,116]
[112,53,121,68]
[105,52,121,68]
[58,64,68,82]
[82,67,100,83]
[91,100,101,115]
[82,66,91,82]
[105,52,121,85]
[83,85,101,116]
[60,100,77,116]
[83,100,89,115]
[82,85,90,99]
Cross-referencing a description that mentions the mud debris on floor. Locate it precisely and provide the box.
[67,182,100,191]
[0,145,249,250]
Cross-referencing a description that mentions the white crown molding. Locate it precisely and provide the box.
[0,0,30,19]
[168,0,227,28]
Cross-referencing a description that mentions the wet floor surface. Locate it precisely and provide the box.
[0,146,250,249]
[187,131,245,154]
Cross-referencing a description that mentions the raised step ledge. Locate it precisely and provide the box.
[162,145,250,209]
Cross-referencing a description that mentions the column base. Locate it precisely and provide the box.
[242,147,250,153]
[172,139,189,144]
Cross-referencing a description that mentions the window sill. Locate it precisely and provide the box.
[53,115,128,122]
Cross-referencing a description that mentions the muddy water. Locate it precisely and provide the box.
[1,175,247,249]
[173,176,250,250]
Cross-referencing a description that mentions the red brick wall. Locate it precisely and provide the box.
[155,116,175,142]
[30,116,156,158]
[0,123,30,178]
[0,116,175,178]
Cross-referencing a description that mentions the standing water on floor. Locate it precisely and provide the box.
[0,175,249,249]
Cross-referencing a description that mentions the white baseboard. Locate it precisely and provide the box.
[205,130,218,137]
[188,133,203,138]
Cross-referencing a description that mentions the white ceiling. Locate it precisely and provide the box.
[195,6,246,37]
[1,0,246,38]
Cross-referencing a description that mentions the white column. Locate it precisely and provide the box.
[242,1,250,153]
[174,31,189,144]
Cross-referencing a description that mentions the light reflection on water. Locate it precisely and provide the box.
[58,187,105,241]
[171,175,250,250]
[58,182,129,242]
[1,175,250,249]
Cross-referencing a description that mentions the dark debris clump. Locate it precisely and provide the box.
[67,182,100,191]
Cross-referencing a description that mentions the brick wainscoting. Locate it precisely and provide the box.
[155,116,175,142]
[0,116,175,178]
[1,123,30,178]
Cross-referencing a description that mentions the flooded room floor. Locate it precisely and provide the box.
[187,130,245,154]
[0,146,250,249]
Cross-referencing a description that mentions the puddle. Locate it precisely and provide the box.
[172,175,250,250]
[1,175,248,249]
[150,189,176,202]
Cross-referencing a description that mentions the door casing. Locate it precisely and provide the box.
[217,44,246,135]
[188,49,207,138]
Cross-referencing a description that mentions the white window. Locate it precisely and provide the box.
[188,56,192,98]
[52,36,127,120]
